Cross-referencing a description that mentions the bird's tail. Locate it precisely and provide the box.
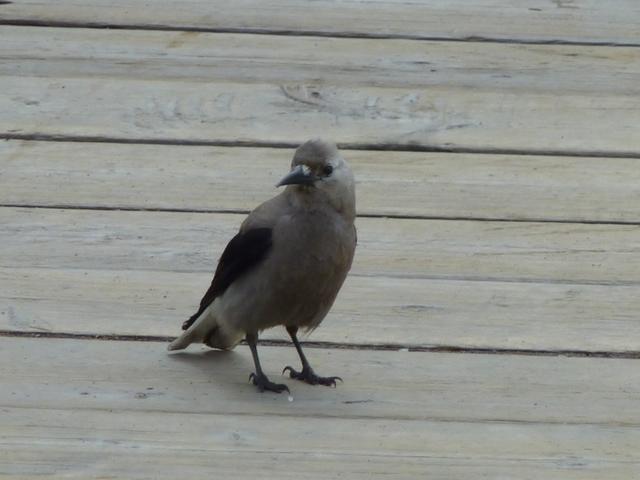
[167,307,211,351]
[167,304,243,351]
[167,328,198,351]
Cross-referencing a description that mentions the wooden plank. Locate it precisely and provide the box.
[1,0,639,45]
[2,207,639,284]
[2,26,640,94]
[3,140,640,223]
[1,337,640,424]
[3,267,640,352]
[2,75,639,155]
[1,25,639,154]
[2,407,639,479]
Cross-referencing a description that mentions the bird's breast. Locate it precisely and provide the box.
[278,212,354,267]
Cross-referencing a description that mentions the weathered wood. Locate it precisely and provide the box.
[2,207,639,284]
[2,407,639,479]
[3,140,640,223]
[3,26,640,93]
[1,337,640,424]
[2,267,640,352]
[1,0,639,45]
[3,2,639,477]
[2,75,639,155]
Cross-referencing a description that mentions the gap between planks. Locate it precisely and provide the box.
[1,331,638,360]
[2,0,640,47]
[4,134,640,160]
[3,203,639,227]
[1,19,640,48]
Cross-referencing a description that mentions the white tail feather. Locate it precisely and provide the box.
[167,330,196,351]
[167,305,214,351]
[167,300,244,352]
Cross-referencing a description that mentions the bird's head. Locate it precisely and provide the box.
[277,139,356,219]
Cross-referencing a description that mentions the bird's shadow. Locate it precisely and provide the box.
[165,344,302,399]
[166,346,271,395]
[168,347,249,372]
[164,344,358,405]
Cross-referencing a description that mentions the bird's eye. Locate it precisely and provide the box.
[323,165,334,176]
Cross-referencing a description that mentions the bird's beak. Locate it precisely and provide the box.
[276,165,317,187]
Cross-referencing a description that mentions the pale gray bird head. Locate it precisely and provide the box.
[277,139,356,221]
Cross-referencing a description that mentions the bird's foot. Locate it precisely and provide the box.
[249,372,290,393]
[282,366,342,387]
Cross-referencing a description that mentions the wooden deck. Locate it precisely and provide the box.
[1,1,639,477]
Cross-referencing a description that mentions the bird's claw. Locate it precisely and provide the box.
[249,372,290,393]
[282,366,343,387]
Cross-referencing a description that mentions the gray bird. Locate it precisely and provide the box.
[168,139,357,393]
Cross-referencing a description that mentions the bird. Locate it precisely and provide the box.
[168,139,357,393]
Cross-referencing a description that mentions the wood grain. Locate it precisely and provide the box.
[3,140,640,223]
[2,406,639,479]
[2,26,639,93]
[2,267,640,352]
[2,2,639,477]
[2,207,639,284]
[1,337,639,424]
[1,0,639,44]
[2,74,640,155]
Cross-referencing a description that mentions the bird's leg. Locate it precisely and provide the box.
[282,326,343,387]
[246,332,289,393]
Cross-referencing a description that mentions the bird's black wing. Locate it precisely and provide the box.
[182,228,273,330]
